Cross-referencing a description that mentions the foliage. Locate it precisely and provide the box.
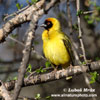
[45,61,51,68]
[36,61,51,74]
[16,3,23,10]
[35,93,41,100]
[46,96,51,100]
[76,10,83,16]
[34,40,39,45]
[95,57,100,61]
[26,64,32,73]
[36,66,46,74]
[25,64,32,78]
[11,34,18,38]
[13,76,18,80]
[84,1,100,26]
[90,71,99,84]
[72,24,78,31]
[26,0,38,5]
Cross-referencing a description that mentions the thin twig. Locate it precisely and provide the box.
[66,0,80,65]
[4,5,30,21]
[12,0,59,100]
[13,0,45,100]
[8,36,25,47]
[66,0,73,35]
[0,0,46,43]
[8,35,46,60]
[76,0,96,100]
[76,0,87,63]
[83,10,94,14]
[0,80,12,100]
[26,67,53,80]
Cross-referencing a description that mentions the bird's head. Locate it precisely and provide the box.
[41,18,61,31]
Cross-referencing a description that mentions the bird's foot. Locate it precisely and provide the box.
[66,64,73,82]
[69,64,73,69]
[51,68,57,74]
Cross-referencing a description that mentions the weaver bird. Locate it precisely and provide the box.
[41,18,73,70]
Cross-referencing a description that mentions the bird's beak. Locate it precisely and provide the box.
[40,24,47,28]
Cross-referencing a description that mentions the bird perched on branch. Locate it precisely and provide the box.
[41,18,74,71]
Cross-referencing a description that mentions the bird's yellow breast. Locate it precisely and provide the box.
[42,30,70,66]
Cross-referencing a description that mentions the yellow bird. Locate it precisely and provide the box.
[41,18,73,69]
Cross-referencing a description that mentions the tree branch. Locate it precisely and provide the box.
[76,1,96,100]
[76,0,87,62]
[12,0,45,100]
[12,0,60,100]
[66,0,73,35]
[0,80,12,100]
[4,60,100,91]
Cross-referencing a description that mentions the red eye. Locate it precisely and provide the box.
[44,20,53,29]
[47,22,50,25]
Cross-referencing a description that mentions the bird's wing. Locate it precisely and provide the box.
[62,34,74,65]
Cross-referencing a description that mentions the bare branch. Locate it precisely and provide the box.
[0,0,44,43]
[76,0,87,62]
[66,0,73,35]
[12,0,60,100]
[12,0,45,99]
[76,1,96,100]
[0,0,59,43]
[4,5,30,21]
[66,0,80,65]
[83,10,94,14]
[0,80,12,100]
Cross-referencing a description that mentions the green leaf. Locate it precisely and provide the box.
[34,41,39,45]
[13,76,17,80]
[96,6,100,11]
[24,73,28,78]
[84,15,90,20]
[26,0,30,4]
[95,57,100,61]
[26,0,32,5]
[20,4,23,8]
[89,1,96,6]
[27,64,32,73]
[81,61,86,65]
[90,80,95,84]
[87,19,94,24]
[16,3,21,10]
[90,71,99,84]
[76,10,83,16]
[46,96,51,100]
[96,17,100,22]
[36,67,42,74]
[45,61,51,68]
[36,66,46,74]
[11,34,18,38]
[35,93,41,100]
[72,24,78,30]
[16,3,23,10]
[31,0,38,4]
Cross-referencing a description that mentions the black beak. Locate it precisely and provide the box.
[40,24,47,28]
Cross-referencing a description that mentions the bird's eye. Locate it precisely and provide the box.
[47,22,50,25]
[44,20,53,30]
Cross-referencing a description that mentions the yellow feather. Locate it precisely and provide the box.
[42,18,73,68]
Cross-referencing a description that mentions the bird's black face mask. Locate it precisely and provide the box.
[41,20,53,30]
